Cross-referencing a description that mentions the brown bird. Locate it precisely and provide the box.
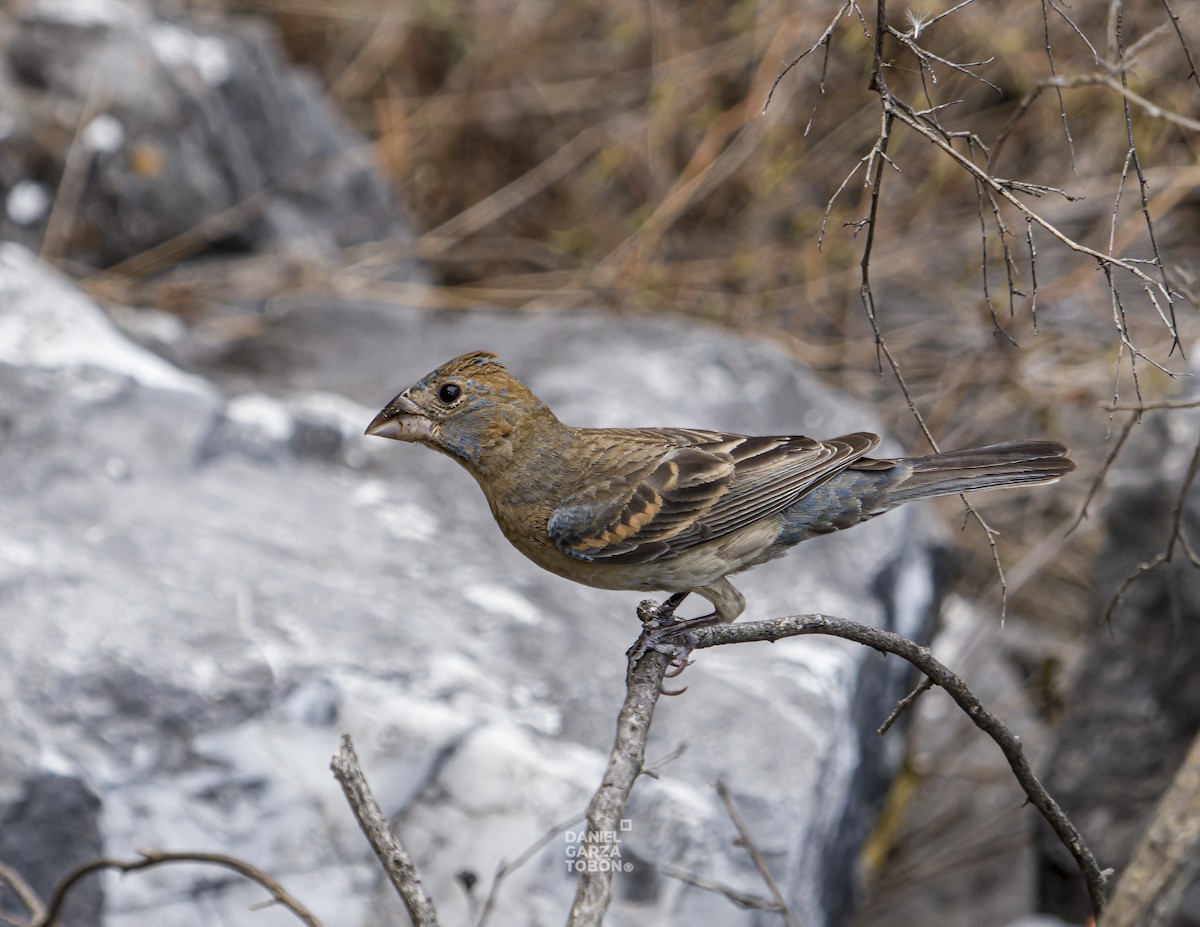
[366,351,1074,622]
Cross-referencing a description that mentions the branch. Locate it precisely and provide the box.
[876,676,934,735]
[886,97,1174,320]
[566,604,672,927]
[691,614,1110,919]
[567,604,1109,923]
[35,852,322,927]
[658,862,783,912]
[331,735,440,927]
[476,812,585,927]
[1105,437,1200,624]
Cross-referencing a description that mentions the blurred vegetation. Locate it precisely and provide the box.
[183,0,1198,625]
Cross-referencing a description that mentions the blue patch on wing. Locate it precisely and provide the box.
[547,505,604,561]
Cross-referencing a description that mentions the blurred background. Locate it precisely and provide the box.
[1,0,1198,924]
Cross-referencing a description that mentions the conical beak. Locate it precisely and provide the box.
[365,393,433,441]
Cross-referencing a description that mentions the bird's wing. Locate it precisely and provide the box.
[548,429,882,564]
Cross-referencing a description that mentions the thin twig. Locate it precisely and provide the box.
[1038,0,1079,176]
[877,676,934,735]
[716,781,802,927]
[1066,413,1137,536]
[764,1,858,115]
[658,862,784,911]
[885,96,1178,352]
[476,812,585,927]
[1112,5,1180,356]
[331,736,440,927]
[849,0,1016,621]
[1160,0,1200,89]
[1044,72,1200,135]
[1105,438,1200,624]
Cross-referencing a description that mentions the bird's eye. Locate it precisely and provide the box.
[438,383,462,404]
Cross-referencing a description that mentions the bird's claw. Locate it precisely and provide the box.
[626,596,713,688]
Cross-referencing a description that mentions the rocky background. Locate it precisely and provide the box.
[1,1,1198,926]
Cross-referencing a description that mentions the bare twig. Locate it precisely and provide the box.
[1159,0,1200,90]
[887,27,1001,94]
[476,812,585,927]
[877,676,934,735]
[922,0,981,32]
[35,852,322,927]
[716,781,802,927]
[1112,6,1180,357]
[1044,72,1200,135]
[331,735,440,927]
[763,1,860,115]
[1067,413,1138,536]
[1105,438,1200,624]
[568,603,1109,923]
[887,96,1176,332]
[658,862,784,912]
[1038,0,1079,176]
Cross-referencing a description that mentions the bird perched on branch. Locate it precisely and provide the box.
[366,351,1074,623]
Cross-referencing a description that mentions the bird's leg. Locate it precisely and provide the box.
[655,591,690,622]
[659,611,721,637]
[626,597,718,691]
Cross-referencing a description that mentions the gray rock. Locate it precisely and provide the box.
[0,774,103,927]
[0,0,414,273]
[0,244,948,926]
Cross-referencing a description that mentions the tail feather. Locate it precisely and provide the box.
[887,440,1075,505]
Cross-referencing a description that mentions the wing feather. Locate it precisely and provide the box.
[549,429,883,564]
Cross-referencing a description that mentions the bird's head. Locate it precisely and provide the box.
[365,351,556,467]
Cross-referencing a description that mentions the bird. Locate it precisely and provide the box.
[365,351,1074,623]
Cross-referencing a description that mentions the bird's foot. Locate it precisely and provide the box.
[626,597,720,693]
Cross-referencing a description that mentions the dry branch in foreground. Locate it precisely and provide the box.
[331,604,1109,926]
[331,735,440,927]
[0,851,323,927]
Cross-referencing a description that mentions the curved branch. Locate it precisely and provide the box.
[691,614,1109,918]
[36,851,322,927]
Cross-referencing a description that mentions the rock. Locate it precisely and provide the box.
[0,245,947,927]
[1036,413,1200,925]
[0,0,414,273]
[0,774,103,927]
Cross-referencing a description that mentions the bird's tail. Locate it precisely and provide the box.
[885,440,1075,505]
